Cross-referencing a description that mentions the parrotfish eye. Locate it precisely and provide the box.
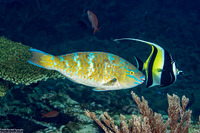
[129,71,135,75]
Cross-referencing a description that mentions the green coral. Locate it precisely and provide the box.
[0,36,64,86]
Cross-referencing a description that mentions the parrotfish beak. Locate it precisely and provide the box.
[134,75,145,86]
[140,75,146,82]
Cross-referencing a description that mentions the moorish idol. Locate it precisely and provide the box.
[113,38,183,88]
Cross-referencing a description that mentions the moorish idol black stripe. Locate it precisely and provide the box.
[113,38,183,88]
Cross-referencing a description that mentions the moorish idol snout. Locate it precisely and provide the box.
[113,38,183,88]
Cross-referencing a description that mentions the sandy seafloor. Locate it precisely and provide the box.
[0,0,200,132]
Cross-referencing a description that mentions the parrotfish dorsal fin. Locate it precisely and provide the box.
[134,56,144,71]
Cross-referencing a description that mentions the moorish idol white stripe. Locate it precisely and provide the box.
[113,38,183,88]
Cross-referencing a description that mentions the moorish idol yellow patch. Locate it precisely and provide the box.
[28,49,145,91]
[113,38,183,88]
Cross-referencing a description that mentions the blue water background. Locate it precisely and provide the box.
[0,0,200,125]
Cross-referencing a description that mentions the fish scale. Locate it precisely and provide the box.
[28,49,145,91]
[61,52,128,85]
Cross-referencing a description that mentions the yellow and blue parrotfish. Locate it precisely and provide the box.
[113,38,183,88]
[28,49,145,91]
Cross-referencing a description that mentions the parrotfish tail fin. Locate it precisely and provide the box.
[28,49,56,70]
[134,56,144,71]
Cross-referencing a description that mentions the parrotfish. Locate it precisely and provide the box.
[87,10,99,34]
[28,49,145,91]
[113,38,183,88]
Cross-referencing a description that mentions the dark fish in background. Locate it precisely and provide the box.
[114,38,183,88]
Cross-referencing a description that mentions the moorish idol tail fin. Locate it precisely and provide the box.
[28,49,56,70]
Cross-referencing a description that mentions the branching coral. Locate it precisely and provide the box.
[85,91,198,133]
[167,94,192,133]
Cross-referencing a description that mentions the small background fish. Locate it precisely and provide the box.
[42,111,59,118]
[87,10,99,34]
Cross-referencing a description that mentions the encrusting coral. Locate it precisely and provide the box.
[85,91,199,133]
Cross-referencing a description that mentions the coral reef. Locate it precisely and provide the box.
[0,36,64,96]
[0,80,100,132]
[0,77,199,132]
[0,80,13,97]
[85,91,199,133]
[0,0,199,132]
[0,36,63,85]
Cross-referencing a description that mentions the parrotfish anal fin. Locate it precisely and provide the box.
[102,78,117,86]
[92,87,107,91]
[134,56,144,71]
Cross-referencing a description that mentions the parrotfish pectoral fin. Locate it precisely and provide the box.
[92,78,117,91]
[28,49,55,70]
[102,78,117,86]
[134,56,144,71]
